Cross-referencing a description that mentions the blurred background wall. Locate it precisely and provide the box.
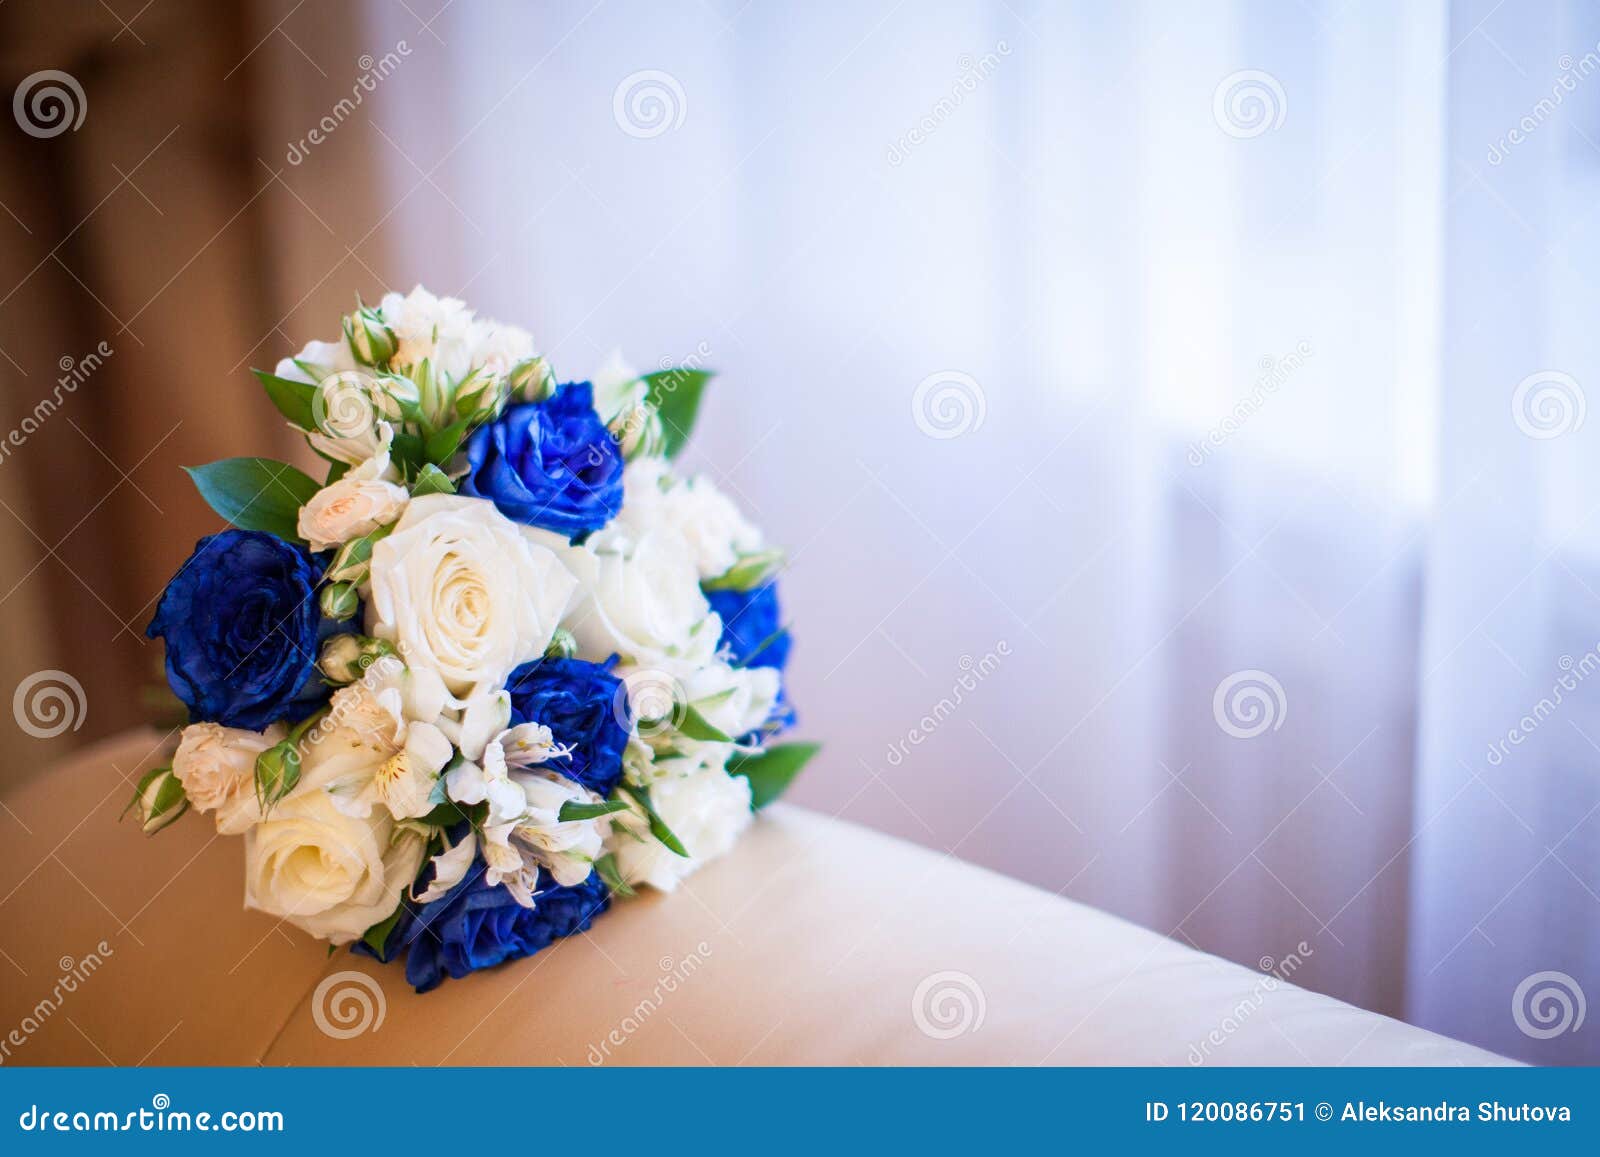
[1,0,1597,1063]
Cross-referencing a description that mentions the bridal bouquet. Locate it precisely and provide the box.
[129,287,813,992]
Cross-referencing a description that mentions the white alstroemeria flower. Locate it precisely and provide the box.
[611,458,763,580]
[310,661,453,822]
[435,690,511,762]
[608,766,752,892]
[366,495,578,699]
[556,528,721,675]
[297,445,409,551]
[412,827,478,903]
[481,768,607,898]
[445,753,525,829]
[171,721,287,835]
[379,286,476,380]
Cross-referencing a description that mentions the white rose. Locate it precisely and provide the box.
[171,722,286,835]
[366,494,578,699]
[380,286,476,379]
[609,766,752,892]
[558,529,721,674]
[243,746,427,943]
[297,462,409,552]
[470,320,537,378]
[613,459,763,580]
[678,660,781,739]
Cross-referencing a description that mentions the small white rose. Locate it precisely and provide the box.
[612,459,763,580]
[297,472,409,552]
[379,286,476,380]
[171,721,287,835]
[609,766,752,892]
[677,660,781,739]
[366,494,578,700]
[557,528,721,675]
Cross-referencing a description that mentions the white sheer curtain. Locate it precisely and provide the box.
[344,0,1598,1061]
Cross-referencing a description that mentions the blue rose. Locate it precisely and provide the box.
[505,657,629,796]
[359,855,609,993]
[458,383,624,538]
[147,529,336,730]
[705,581,795,735]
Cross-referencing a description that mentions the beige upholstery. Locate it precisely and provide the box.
[0,731,1509,1066]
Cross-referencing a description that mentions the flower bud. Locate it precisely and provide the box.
[343,303,397,366]
[254,740,302,810]
[507,356,555,402]
[452,367,506,422]
[320,581,360,621]
[123,765,188,835]
[544,628,577,660]
[318,633,397,685]
[373,372,421,423]
[619,407,665,461]
[325,523,394,585]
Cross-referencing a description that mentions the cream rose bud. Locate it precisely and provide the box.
[244,743,427,943]
[610,766,753,892]
[558,529,721,674]
[613,459,763,580]
[172,721,287,835]
[591,349,649,424]
[366,494,578,699]
[297,475,409,552]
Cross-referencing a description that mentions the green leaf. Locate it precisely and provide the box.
[418,799,485,830]
[558,799,631,823]
[424,417,473,466]
[390,432,426,477]
[410,462,456,497]
[620,783,689,857]
[678,703,732,743]
[360,904,405,958]
[729,742,820,809]
[594,852,635,897]
[641,368,713,459]
[252,370,319,430]
[184,458,321,542]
